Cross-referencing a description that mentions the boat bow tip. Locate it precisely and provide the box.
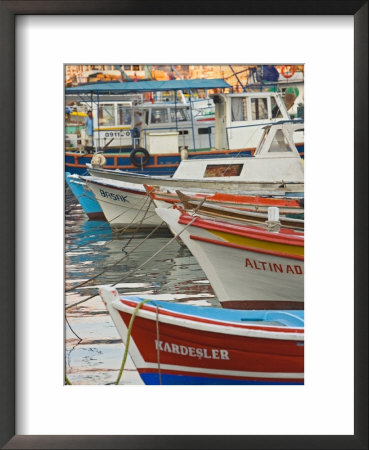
[99,285,119,307]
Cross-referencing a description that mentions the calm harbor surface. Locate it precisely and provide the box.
[65,187,218,385]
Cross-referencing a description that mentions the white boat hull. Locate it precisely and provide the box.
[85,178,165,230]
[156,208,304,309]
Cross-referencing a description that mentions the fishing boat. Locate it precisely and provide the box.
[65,79,304,175]
[65,172,104,220]
[147,188,304,220]
[79,121,303,226]
[156,206,304,310]
[99,286,304,385]
[83,176,163,230]
[157,191,304,230]
[88,121,304,195]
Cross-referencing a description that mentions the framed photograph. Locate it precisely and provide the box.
[1,1,367,449]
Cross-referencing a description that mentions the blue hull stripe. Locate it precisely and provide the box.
[65,172,102,215]
[140,373,303,385]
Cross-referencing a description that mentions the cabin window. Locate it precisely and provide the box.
[198,127,211,135]
[117,106,132,126]
[269,129,292,152]
[98,104,115,126]
[123,65,131,70]
[150,108,169,124]
[204,164,243,178]
[170,108,189,122]
[132,65,140,71]
[144,110,149,125]
[271,97,283,118]
[251,98,268,120]
[231,98,248,121]
[178,130,189,135]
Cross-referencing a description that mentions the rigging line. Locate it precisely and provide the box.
[121,196,154,251]
[65,313,82,341]
[111,199,206,287]
[114,298,151,385]
[65,220,166,305]
[155,306,162,385]
[101,191,151,226]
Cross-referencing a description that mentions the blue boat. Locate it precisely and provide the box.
[65,172,104,220]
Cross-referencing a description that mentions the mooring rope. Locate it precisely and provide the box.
[66,199,204,309]
[65,314,82,341]
[65,219,165,299]
[111,212,201,288]
[115,298,151,385]
[155,306,162,385]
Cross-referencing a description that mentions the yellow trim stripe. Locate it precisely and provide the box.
[209,230,304,257]
[94,127,131,131]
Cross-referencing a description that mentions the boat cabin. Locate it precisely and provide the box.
[89,100,215,152]
[213,92,301,150]
[172,122,304,184]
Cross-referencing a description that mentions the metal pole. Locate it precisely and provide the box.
[229,65,246,92]
[188,92,196,150]
[97,91,100,152]
[174,89,178,131]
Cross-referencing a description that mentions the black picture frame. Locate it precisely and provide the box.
[0,1,367,449]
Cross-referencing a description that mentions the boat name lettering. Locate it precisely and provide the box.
[99,189,129,203]
[245,258,303,275]
[155,340,229,360]
[104,131,130,138]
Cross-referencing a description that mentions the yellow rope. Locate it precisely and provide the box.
[115,298,151,385]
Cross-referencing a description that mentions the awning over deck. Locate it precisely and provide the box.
[65,78,231,94]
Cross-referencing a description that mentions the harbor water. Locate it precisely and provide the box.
[65,187,219,385]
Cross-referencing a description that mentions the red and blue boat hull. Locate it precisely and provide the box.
[99,289,304,385]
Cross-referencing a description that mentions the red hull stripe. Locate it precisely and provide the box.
[190,234,304,261]
[151,193,301,210]
[179,212,304,246]
[119,298,304,334]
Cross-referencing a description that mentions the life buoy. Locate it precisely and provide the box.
[130,148,150,167]
[91,153,106,168]
[281,65,295,79]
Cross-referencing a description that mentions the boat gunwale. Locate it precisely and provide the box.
[113,297,304,340]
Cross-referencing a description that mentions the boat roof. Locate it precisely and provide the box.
[120,296,304,328]
[65,78,231,94]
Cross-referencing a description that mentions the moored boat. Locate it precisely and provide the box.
[65,80,304,176]
[156,206,304,310]
[99,286,304,385]
[88,121,304,195]
[83,176,163,230]
[65,172,104,220]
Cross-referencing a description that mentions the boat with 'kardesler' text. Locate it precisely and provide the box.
[99,286,304,385]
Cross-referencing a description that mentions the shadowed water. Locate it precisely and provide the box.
[65,187,218,385]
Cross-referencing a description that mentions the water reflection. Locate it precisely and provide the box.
[65,187,216,385]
